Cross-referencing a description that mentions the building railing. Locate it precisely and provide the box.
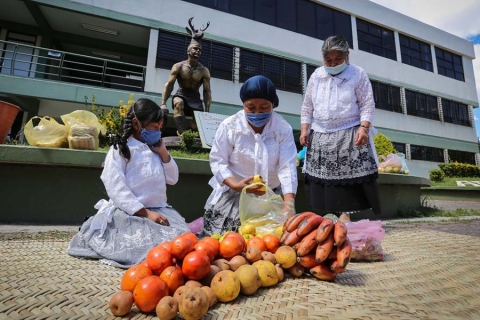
[0,40,146,92]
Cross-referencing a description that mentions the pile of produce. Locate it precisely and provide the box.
[109,212,352,319]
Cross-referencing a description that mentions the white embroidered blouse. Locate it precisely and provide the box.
[207,110,298,205]
[100,137,179,215]
[300,64,375,133]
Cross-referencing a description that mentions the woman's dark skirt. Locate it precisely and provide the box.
[303,127,382,215]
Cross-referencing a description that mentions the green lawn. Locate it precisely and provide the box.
[430,177,480,187]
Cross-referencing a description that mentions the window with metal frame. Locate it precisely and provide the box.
[356,18,396,61]
[392,142,406,154]
[239,49,303,94]
[182,0,353,46]
[404,89,439,120]
[448,150,476,165]
[441,98,471,127]
[370,80,402,113]
[156,31,233,81]
[399,34,433,72]
[435,47,464,81]
[410,144,444,162]
[306,64,319,84]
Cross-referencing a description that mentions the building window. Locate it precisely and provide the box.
[392,142,406,154]
[435,47,464,81]
[370,80,402,113]
[239,49,302,93]
[306,64,318,83]
[356,18,396,61]
[410,145,444,162]
[405,89,439,120]
[448,150,476,165]
[399,34,433,72]
[182,0,353,46]
[156,31,233,81]
[441,98,471,127]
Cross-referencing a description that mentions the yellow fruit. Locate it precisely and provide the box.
[253,175,263,183]
[252,260,278,287]
[273,226,283,238]
[210,270,240,302]
[274,246,297,269]
[211,234,221,240]
[239,224,256,236]
[243,234,253,240]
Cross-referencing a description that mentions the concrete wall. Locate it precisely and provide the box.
[0,145,430,225]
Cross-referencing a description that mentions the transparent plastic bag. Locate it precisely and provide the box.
[239,182,295,236]
[61,110,106,150]
[23,116,68,148]
[396,153,410,174]
[346,219,385,262]
[378,153,403,174]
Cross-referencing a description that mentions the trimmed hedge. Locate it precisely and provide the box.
[438,162,480,178]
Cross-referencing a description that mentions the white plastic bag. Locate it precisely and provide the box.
[239,182,294,236]
[378,153,402,174]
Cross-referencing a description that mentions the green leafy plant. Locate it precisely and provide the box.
[180,130,200,152]
[85,94,134,147]
[373,133,397,160]
[438,162,480,178]
[429,168,445,182]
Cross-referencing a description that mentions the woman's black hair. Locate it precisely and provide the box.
[113,98,168,160]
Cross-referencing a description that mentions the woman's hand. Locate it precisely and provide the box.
[225,176,266,196]
[355,126,369,146]
[299,129,309,147]
[134,208,170,226]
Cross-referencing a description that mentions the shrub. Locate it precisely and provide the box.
[429,169,445,182]
[438,162,480,178]
[180,130,199,152]
[374,133,397,160]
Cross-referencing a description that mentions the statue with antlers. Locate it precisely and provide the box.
[161,17,212,135]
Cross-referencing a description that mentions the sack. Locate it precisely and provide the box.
[187,217,204,234]
[346,219,385,262]
[24,116,68,148]
[239,182,295,236]
[61,110,106,150]
[378,153,402,174]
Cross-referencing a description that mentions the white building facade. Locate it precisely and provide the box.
[0,0,478,178]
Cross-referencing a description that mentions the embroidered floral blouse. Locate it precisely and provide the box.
[101,137,179,215]
[300,64,375,133]
[207,110,298,204]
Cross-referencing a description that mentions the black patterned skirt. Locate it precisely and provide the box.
[303,126,382,215]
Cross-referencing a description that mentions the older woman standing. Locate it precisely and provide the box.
[202,75,298,236]
[300,35,381,223]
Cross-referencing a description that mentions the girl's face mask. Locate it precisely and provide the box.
[246,112,272,127]
[140,127,161,146]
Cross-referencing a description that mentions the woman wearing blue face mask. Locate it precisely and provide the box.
[67,98,189,268]
[201,75,298,236]
[300,35,381,223]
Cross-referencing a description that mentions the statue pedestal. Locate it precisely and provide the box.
[163,136,204,150]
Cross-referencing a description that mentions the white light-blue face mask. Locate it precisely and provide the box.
[324,61,348,75]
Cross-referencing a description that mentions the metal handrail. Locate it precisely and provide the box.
[0,40,146,92]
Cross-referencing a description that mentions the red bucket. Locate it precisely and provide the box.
[0,101,22,144]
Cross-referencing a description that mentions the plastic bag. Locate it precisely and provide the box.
[378,153,402,174]
[345,219,385,262]
[396,153,410,174]
[239,182,295,236]
[61,110,106,150]
[24,116,68,148]
[187,217,204,234]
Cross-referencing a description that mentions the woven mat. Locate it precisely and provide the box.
[1,228,480,320]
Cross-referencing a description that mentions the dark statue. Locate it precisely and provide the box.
[161,17,212,135]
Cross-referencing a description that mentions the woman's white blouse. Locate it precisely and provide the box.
[300,64,375,133]
[208,110,298,204]
[100,137,179,215]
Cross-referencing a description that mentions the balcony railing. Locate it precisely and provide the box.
[0,40,146,92]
